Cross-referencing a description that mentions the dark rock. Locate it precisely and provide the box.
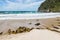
[12,31,16,34]
[53,26,59,29]
[16,27,31,33]
[0,32,3,35]
[30,28,34,30]
[36,28,40,29]
[8,29,11,35]
[52,25,59,29]
[51,29,60,33]
[35,23,40,26]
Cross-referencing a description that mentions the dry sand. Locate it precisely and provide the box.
[0,29,60,40]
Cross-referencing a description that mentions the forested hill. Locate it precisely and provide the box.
[38,0,60,12]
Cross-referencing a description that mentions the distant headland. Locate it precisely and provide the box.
[38,0,60,12]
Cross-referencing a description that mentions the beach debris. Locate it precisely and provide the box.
[35,23,40,26]
[25,28,31,32]
[12,31,16,34]
[53,26,59,29]
[0,32,3,35]
[5,27,34,35]
[36,28,40,29]
[30,28,34,30]
[16,27,24,33]
[46,25,60,33]
[52,25,59,29]
[8,29,11,35]
[16,27,32,33]
[51,29,60,33]
[46,27,57,33]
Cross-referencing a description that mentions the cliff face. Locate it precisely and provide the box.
[38,0,60,12]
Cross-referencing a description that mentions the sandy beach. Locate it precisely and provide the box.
[0,0,60,40]
[0,17,60,40]
[0,29,60,40]
[0,17,60,32]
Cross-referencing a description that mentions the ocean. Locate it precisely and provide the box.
[0,11,37,14]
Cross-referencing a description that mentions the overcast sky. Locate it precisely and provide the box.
[0,0,45,11]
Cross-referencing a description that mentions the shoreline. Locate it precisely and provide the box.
[0,13,60,19]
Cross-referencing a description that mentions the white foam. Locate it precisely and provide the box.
[0,13,60,20]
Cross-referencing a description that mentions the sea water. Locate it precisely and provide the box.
[0,11,37,14]
[0,11,60,19]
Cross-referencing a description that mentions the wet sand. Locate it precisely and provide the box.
[0,17,60,33]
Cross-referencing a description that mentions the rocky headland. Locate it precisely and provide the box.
[38,0,60,12]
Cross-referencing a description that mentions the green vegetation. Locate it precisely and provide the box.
[38,0,60,12]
